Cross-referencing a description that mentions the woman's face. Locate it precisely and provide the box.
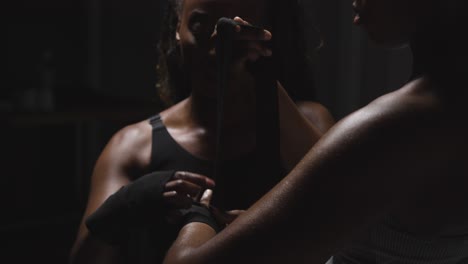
[353,0,433,47]
[176,0,267,87]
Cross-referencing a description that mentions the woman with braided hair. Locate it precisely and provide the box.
[70,0,327,263]
[156,0,335,131]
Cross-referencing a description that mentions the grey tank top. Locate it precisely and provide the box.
[333,218,468,264]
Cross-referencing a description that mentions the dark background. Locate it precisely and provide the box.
[2,0,412,263]
[3,0,164,263]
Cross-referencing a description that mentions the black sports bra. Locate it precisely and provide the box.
[148,114,285,210]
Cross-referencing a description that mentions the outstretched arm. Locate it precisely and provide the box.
[164,92,443,264]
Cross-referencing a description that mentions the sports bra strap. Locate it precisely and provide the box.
[149,114,165,131]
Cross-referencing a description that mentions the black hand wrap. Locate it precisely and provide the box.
[85,170,175,245]
[181,204,221,233]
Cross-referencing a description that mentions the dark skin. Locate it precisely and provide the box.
[296,101,335,133]
[163,0,468,263]
[69,0,323,263]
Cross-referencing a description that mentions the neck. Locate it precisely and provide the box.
[185,82,256,132]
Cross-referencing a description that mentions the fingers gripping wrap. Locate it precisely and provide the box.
[85,170,175,245]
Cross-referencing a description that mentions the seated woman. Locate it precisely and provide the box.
[163,0,468,263]
[69,0,328,263]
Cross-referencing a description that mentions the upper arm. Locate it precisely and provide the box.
[85,122,152,222]
[71,121,152,259]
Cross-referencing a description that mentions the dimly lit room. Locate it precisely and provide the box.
[4,0,467,263]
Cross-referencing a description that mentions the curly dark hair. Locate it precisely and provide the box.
[155,0,320,106]
[155,0,186,105]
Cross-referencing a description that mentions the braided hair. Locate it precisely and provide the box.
[156,0,186,105]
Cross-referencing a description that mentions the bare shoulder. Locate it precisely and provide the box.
[317,77,447,161]
[85,118,154,212]
[110,120,152,154]
[101,119,154,175]
[354,77,443,129]
[295,101,336,133]
[298,79,454,209]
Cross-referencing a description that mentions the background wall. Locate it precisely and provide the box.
[3,1,164,263]
[3,0,412,263]
[304,0,412,119]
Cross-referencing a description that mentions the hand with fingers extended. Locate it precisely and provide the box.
[85,170,215,245]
